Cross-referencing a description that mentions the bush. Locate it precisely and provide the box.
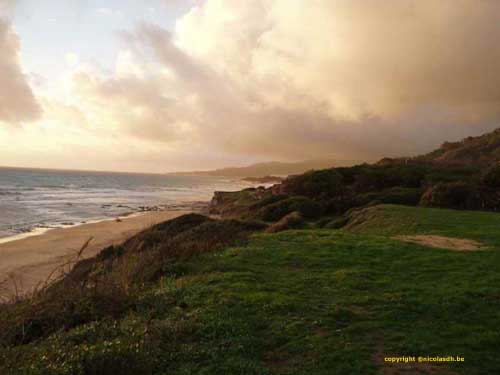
[258,196,324,221]
[122,214,213,254]
[0,281,129,347]
[420,182,472,209]
[420,182,500,211]
[337,163,478,192]
[321,193,359,215]
[357,187,423,206]
[351,165,428,191]
[284,169,344,199]
[109,218,267,285]
[423,165,477,185]
[249,194,288,211]
[482,166,500,188]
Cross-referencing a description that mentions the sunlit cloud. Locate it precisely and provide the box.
[63,0,500,162]
[0,18,41,124]
[2,0,500,171]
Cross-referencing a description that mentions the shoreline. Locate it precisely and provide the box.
[0,200,210,246]
[0,209,195,297]
[0,211,145,246]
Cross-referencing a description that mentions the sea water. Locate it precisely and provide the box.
[0,167,250,241]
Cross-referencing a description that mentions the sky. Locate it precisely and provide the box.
[1,0,500,173]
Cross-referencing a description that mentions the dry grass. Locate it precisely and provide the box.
[265,211,304,233]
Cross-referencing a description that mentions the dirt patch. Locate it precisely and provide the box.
[394,235,483,251]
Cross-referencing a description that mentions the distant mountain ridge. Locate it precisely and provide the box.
[419,128,500,166]
[170,159,362,178]
[379,128,500,167]
[172,128,500,178]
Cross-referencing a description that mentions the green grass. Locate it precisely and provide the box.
[345,204,500,246]
[2,205,500,374]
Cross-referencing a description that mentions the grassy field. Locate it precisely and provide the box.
[344,204,500,246]
[2,205,500,374]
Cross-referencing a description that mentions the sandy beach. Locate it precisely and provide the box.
[0,210,191,297]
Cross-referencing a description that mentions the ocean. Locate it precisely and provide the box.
[0,167,251,242]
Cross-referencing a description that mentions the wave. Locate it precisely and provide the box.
[0,172,249,241]
[0,191,21,196]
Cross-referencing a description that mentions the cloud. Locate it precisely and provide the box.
[0,18,41,124]
[41,99,88,128]
[0,0,17,16]
[66,0,500,163]
[65,52,79,67]
[178,1,500,150]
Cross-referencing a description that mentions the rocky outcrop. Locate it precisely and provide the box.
[209,187,271,217]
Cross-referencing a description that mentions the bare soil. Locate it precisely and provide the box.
[394,235,483,251]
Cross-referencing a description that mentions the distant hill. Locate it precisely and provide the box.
[379,128,500,167]
[173,128,500,177]
[418,128,500,166]
[170,159,361,178]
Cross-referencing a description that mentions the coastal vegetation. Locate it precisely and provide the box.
[2,205,500,374]
[2,129,500,373]
[211,129,500,220]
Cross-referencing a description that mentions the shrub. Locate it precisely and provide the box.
[351,165,428,191]
[122,214,213,254]
[337,163,478,192]
[420,182,473,209]
[284,169,344,199]
[258,196,324,221]
[109,218,267,285]
[0,281,129,346]
[249,194,288,211]
[423,165,477,185]
[322,193,360,215]
[357,187,423,206]
[420,182,500,211]
[482,166,500,188]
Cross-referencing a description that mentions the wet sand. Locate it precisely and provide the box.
[0,210,191,296]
